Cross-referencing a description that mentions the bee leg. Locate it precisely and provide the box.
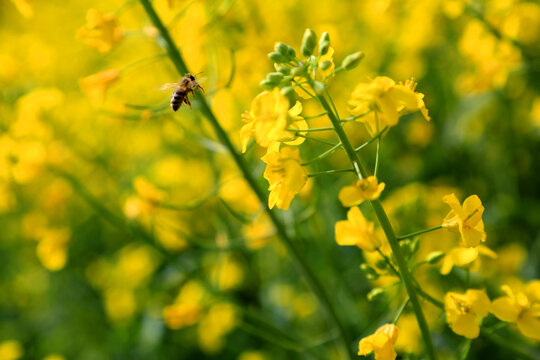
[197,84,206,94]
[184,96,192,109]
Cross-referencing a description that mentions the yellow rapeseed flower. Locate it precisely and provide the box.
[338,176,385,207]
[358,324,399,360]
[261,144,307,210]
[440,245,497,275]
[444,289,490,339]
[240,89,306,152]
[442,193,486,247]
[79,68,120,105]
[490,282,540,341]
[0,340,23,360]
[77,9,123,53]
[349,77,430,136]
[335,207,381,251]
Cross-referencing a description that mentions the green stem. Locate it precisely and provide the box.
[302,142,342,166]
[354,126,388,152]
[286,126,334,132]
[308,168,355,178]
[137,2,353,358]
[304,112,328,120]
[397,225,443,241]
[393,297,410,324]
[295,133,339,146]
[313,83,437,360]
[374,137,380,177]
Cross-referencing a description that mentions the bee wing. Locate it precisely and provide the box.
[196,76,208,84]
[157,83,178,91]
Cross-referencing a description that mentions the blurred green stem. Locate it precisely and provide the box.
[312,81,438,360]
[137,1,354,358]
[397,225,443,241]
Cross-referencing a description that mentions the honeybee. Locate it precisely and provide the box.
[160,73,205,111]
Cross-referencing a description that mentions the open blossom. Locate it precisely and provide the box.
[358,324,399,360]
[440,245,497,275]
[79,68,120,105]
[261,144,307,210]
[338,176,385,207]
[490,282,540,341]
[349,77,430,136]
[77,9,123,53]
[335,206,381,251]
[442,193,486,247]
[445,289,490,339]
[240,89,306,153]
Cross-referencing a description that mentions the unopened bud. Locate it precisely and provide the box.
[288,46,296,59]
[267,72,283,82]
[277,65,290,75]
[275,42,289,56]
[313,81,325,95]
[374,259,388,270]
[360,263,379,280]
[301,28,317,57]
[342,51,365,70]
[291,66,306,77]
[268,52,286,64]
[319,32,330,55]
[426,251,445,264]
[367,287,385,301]
[259,79,275,89]
[319,60,332,70]
[280,86,294,97]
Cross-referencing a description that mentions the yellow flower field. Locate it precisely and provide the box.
[1,0,539,359]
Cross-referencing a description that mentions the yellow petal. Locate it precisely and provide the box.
[517,310,540,341]
[442,193,466,218]
[451,313,480,339]
[490,297,519,322]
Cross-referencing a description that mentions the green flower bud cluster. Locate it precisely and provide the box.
[262,29,364,94]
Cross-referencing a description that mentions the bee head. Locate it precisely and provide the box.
[188,74,195,81]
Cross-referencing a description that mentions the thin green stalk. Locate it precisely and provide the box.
[374,137,380,177]
[302,142,342,166]
[313,83,437,360]
[397,225,443,241]
[341,110,371,122]
[304,112,328,120]
[137,2,353,358]
[119,53,167,74]
[354,126,388,152]
[393,297,410,324]
[286,126,334,132]
[295,133,339,146]
[308,168,355,178]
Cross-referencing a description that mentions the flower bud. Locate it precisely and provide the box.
[342,51,365,70]
[360,264,379,280]
[287,46,296,59]
[367,287,385,301]
[277,65,290,75]
[313,81,325,95]
[291,66,306,77]
[319,60,332,70]
[259,79,275,89]
[301,28,317,57]
[426,251,445,264]
[268,52,286,64]
[275,42,289,56]
[319,32,330,55]
[374,259,388,270]
[280,86,294,97]
[267,72,284,82]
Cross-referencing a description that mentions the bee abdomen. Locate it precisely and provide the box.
[171,90,183,111]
